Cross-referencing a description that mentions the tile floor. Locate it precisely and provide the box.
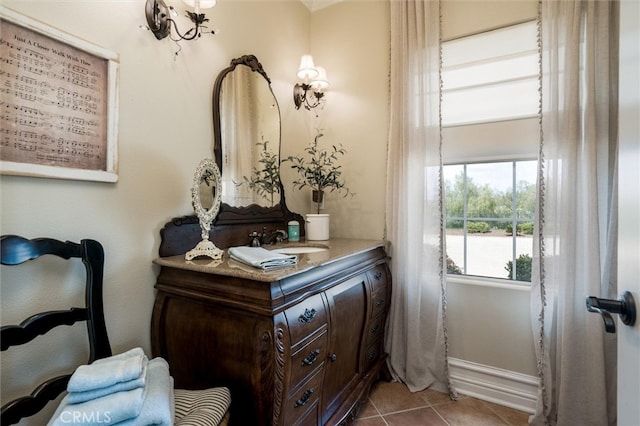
[355,381,531,426]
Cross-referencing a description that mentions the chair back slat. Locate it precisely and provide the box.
[1,375,70,425]
[1,235,82,265]
[0,235,112,425]
[1,308,89,350]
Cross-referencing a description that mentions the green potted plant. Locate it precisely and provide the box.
[283,129,354,240]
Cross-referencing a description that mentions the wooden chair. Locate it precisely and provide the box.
[0,235,230,425]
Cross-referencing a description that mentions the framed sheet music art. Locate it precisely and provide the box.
[0,6,119,182]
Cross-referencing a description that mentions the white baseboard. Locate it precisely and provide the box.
[448,357,538,414]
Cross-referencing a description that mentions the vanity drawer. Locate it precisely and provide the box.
[365,315,385,348]
[285,293,328,345]
[367,264,389,290]
[288,400,319,426]
[370,285,388,319]
[364,340,382,372]
[284,370,324,425]
[290,330,328,388]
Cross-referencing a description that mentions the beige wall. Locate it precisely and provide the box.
[0,1,311,422]
[1,1,542,421]
[296,0,539,380]
[442,0,539,40]
[281,0,390,239]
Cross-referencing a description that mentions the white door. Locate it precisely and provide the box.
[617,1,639,425]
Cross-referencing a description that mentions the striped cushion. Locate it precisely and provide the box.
[174,387,231,426]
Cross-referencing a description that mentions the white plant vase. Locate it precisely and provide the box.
[305,214,330,241]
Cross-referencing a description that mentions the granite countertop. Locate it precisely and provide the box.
[153,238,388,282]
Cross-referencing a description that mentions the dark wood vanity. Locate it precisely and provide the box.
[151,238,391,425]
[150,55,392,425]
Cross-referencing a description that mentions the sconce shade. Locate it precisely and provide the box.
[297,55,319,81]
[311,66,329,90]
[183,0,217,9]
[293,55,328,111]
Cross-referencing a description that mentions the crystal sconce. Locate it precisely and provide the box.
[293,55,329,111]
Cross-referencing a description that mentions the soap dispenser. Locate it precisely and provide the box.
[288,220,300,242]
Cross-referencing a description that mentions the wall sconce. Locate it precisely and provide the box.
[144,0,216,44]
[293,55,330,111]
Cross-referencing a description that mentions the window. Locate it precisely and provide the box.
[441,21,539,283]
[441,21,539,126]
[444,160,536,282]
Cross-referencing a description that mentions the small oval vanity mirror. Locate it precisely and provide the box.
[185,159,224,261]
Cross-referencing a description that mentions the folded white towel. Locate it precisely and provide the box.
[228,246,298,270]
[67,361,148,404]
[67,347,146,393]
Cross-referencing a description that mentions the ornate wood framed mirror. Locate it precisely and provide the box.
[158,55,303,257]
[212,54,301,226]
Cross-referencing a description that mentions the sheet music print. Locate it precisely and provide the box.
[0,19,108,171]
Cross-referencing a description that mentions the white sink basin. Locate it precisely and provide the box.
[271,246,329,254]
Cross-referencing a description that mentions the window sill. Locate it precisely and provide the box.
[446,274,531,292]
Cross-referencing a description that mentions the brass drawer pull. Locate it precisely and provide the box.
[374,271,383,280]
[302,349,321,366]
[298,308,317,323]
[370,324,379,334]
[375,299,385,308]
[369,350,377,360]
[294,388,315,408]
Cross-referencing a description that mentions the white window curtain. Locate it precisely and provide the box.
[531,1,619,424]
[384,0,455,396]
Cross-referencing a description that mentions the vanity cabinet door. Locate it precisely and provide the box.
[321,275,367,423]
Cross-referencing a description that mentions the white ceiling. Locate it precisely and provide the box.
[299,0,344,12]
